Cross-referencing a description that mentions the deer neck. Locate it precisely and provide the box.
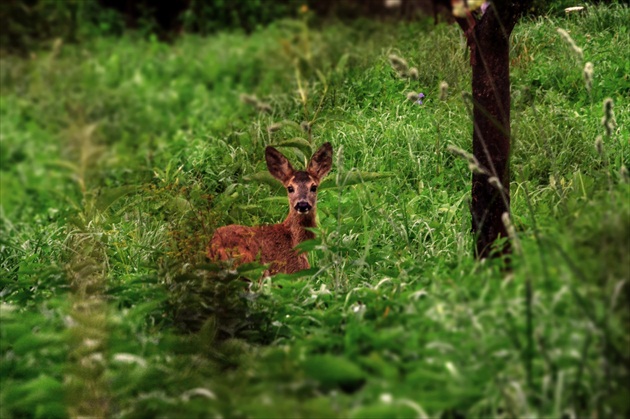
[283,209,316,246]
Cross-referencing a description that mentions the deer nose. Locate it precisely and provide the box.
[295,201,312,213]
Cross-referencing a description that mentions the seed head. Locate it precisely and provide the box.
[557,28,583,59]
[240,93,272,113]
[468,161,487,175]
[267,122,283,133]
[240,93,259,106]
[501,212,514,235]
[595,135,604,157]
[447,145,470,161]
[388,54,409,73]
[620,165,629,184]
[501,212,521,255]
[583,62,594,92]
[256,102,272,114]
[488,176,503,191]
[408,67,419,80]
[447,145,488,175]
[439,81,449,101]
[601,98,616,136]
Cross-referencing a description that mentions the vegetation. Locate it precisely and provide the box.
[1,3,629,418]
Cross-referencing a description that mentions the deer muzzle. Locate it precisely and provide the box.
[294,201,312,214]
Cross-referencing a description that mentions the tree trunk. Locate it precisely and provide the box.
[469,9,512,258]
[455,2,527,259]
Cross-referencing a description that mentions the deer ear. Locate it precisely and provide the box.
[307,142,333,180]
[266,146,295,183]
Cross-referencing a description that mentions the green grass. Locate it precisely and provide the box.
[1,4,629,418]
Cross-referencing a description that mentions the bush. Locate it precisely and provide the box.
[0,0,125,53]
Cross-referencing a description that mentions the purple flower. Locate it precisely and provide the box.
[415,92,425,105]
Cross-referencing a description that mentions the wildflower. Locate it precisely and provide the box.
[439,81,449,101]
[415,92,425,105]
[557,28,583,59]
[583,62,594,92]
[407,91,425,105]
[601,98,616,137]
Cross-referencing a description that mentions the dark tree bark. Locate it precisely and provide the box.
[452,1,532,259]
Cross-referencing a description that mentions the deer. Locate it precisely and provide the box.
[208,142,333,275]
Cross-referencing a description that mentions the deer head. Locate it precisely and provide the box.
[265,142,333,215]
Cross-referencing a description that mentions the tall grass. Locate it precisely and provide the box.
[1,3,628,417]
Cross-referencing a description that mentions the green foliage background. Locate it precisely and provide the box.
[1,2,629,418]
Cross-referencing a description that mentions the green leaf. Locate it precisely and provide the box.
[244,171,281,188]
[302,354,365,393]
[335,53,349,76]
[294,238,321,252]
[315,69,327,86]
[320,171,393,190]
[95,185,138,211]
[9,375,65,414]
[271,138,314,156]
[350,403,420,419]
[259,196,287,204]
[236,261,268,276]
[45,160,79,173]
[272,267,318,282]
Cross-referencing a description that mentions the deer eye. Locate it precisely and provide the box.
[287,186,295,193]
[310,185,318,192]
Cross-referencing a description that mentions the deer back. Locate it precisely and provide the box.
[208,223,309,274]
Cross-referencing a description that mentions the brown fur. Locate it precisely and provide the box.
[208,143,333,275]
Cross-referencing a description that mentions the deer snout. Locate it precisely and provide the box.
[294,201,312,214]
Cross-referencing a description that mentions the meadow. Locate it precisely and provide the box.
[1,3,629,418]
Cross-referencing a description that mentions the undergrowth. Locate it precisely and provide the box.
[1,3,629,418]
